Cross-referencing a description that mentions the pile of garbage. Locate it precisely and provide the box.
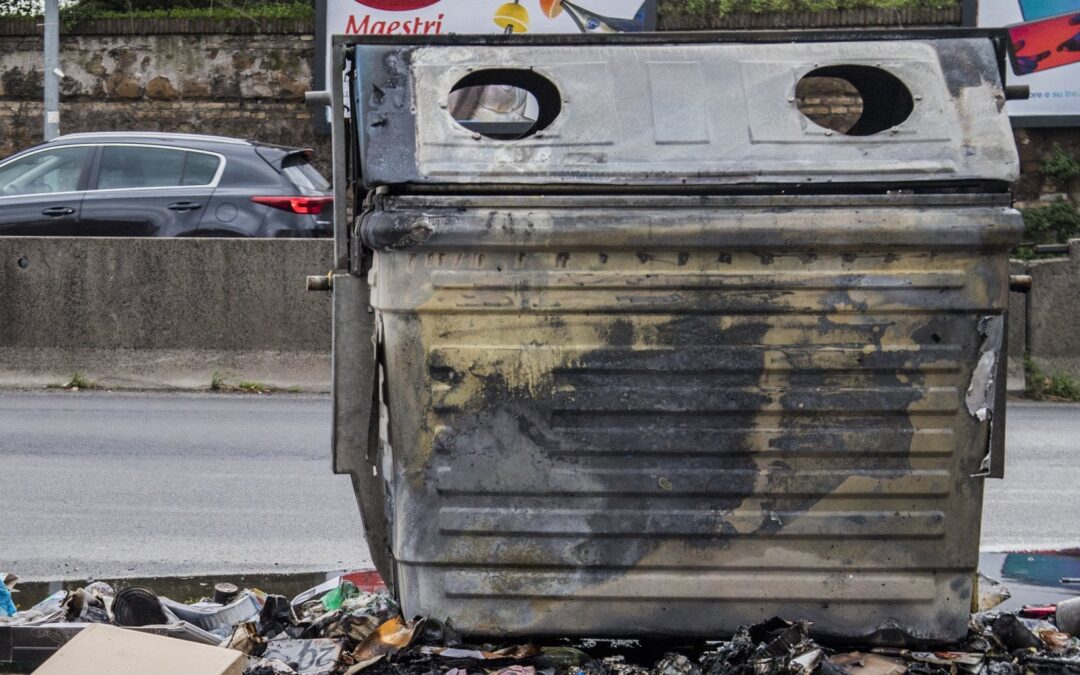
[4,570,1080,675]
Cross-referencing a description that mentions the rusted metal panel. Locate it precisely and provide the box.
[333,34,1023,642]
[349,36,1017,187]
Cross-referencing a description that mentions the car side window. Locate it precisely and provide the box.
[182,152,220,186]
[98,146,186,189]
[0,146,90,197]
[97,147,220,190]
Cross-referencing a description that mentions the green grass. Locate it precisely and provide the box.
[207,372,302,394]
[1025,355,1080,402]
[63,372,94,390]
[51,1,311,25]
[666,0,956,15]
[86,2,309,19]
[210,371,226,391]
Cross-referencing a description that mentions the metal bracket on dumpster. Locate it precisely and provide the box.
[330,272,393,587]
[968,314,1007,478]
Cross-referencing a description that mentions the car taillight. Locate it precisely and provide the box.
[251,196,332,215]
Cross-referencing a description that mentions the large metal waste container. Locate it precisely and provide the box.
[327,31,1023,643]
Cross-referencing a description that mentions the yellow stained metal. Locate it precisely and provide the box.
[359,198,1019,641]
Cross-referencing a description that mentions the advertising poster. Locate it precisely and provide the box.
[979,0,1080,124]
[314,0,657,129]
[330,0,656,36]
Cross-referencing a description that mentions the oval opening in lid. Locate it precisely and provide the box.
[448,69,562,141]
[796,65,914,136]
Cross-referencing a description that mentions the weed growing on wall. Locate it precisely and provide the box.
[1042,144,1080,188]
[1025,355,1080,402]
[1022,198,1080,243]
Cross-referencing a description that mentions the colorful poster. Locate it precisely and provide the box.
[315,0,657,128]
[1019,0,1080,21]
[329,0,655,36]
[979,0,1080,122]
[1008,12,1080,74]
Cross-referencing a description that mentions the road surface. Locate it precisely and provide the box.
[0,390,370,581]
[0,391,1076,581]
[982,400,1080,551]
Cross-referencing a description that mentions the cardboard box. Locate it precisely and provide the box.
[32,623,244,675]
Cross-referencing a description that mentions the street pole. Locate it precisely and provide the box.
[43,0,59,140]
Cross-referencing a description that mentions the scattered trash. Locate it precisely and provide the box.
[978,572,1012,611]
[112,586,169,627]
[0,573,17,618]
[827,652,907,675]
[990,613,1044,651]
[62,586,110,623]
[321,582,359,613]
[1020,604,1058,619]
[216,583,242,605]
[32,623,245,675]
[263,638,343,675]
[420,644,540,660]
[226,622,265,656]
[5,570,1080,675]
[352,616,423,661]
[291,573,387,611]
[161,589,263,638]
[1058,597,1080,637]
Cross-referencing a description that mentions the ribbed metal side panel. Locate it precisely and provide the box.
[366,199,1019,642]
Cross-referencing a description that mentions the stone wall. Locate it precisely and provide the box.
[0,27,332,172]
[3,20,1071,195]
[1021,240,1080,379]
[1014,128,1080,204]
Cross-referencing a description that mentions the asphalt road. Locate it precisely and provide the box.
[982,400,1080,552]
[0,390,370,581]
[0,391,1076,581]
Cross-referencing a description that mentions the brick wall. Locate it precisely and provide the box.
[794,76,863,135]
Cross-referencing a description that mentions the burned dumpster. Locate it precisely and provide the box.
[324,32,1023,643]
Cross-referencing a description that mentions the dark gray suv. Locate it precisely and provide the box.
[0,132,332,237]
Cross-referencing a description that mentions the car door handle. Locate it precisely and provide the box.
[41,206,75,217]
[168,202,203,211]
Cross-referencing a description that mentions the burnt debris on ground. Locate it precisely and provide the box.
[3,571,1080,675]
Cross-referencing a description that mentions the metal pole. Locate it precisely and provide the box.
[43,0,60,141]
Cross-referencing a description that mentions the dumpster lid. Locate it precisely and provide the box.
[346,31,1019,190]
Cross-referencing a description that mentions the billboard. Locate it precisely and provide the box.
[979,0,1080,125]
[313,0,658,129]
[330,0,656,36]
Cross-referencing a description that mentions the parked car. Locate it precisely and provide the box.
[0,132,332,237]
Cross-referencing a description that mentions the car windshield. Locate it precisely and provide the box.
[0,146,90,197]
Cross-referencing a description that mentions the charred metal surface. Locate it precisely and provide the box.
[331,272,394,589]
[358,197,1019,643]
[350,38,1018,188]
[967,315,1008,479]
[332,35,1023,644]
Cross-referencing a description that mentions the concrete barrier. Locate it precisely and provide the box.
[1024,239,1080,380]
[0,237,332,390]
[2,236,1077,393]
